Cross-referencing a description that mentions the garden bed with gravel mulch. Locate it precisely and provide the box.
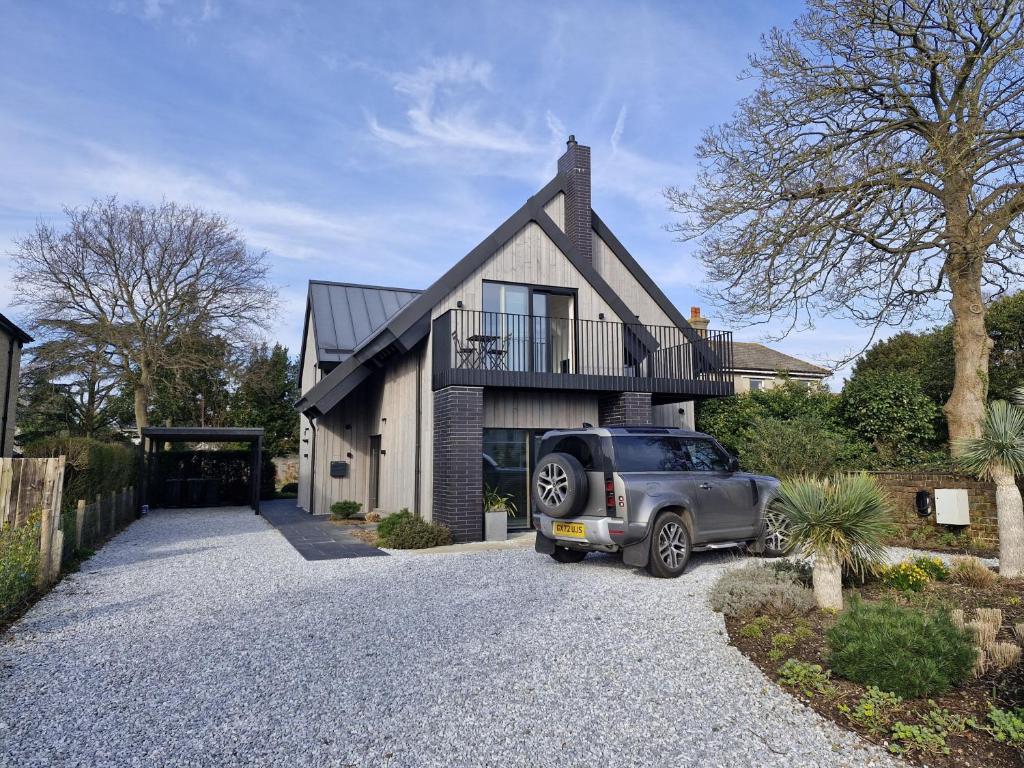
[717,559,1024,768]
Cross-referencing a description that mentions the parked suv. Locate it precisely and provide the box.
[531,427,788,578]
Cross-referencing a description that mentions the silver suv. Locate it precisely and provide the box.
[531,427,788,578]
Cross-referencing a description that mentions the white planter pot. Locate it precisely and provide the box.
[485,510,508,542]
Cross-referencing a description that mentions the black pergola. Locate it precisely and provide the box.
[139,427,265,515]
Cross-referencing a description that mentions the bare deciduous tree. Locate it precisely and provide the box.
[667,0,1024,446]
[14,198,277,434]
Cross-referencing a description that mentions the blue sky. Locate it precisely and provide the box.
[0,0,874,384]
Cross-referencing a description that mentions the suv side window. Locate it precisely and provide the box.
[611,436,690,472]
[682,438,729,472]
[545,435,599,471]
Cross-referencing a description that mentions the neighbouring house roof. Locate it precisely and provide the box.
[731,342,830,377]
[0,312,32,344]
[295,174,715,419]
[306,281,421,366]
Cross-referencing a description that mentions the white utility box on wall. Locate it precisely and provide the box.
[934,489,971,526]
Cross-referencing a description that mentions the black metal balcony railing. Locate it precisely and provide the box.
[432,309,734,397]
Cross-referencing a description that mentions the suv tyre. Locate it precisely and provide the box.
[532,452,588,518]
[749,502,790,558]
[647,511,691,578]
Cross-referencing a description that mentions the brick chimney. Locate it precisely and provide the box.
[557,135,592,264]
[690,306,709,336]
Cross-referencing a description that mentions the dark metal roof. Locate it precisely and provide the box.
[731,342,830,376]
[0,312,32,344]
[308,281,420,365]
[140,427,264,442]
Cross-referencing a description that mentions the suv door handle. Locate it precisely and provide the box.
[699,482,713,490]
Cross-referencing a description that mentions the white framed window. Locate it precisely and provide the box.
[748,378,767,391]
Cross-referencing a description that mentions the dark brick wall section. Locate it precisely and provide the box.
[598,392,652,426]
[867,471,1017,548]
[557,136,592,264]
[432,386,484,542]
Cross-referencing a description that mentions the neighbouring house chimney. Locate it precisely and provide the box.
[557,135,592,264]
[690,306,709,336]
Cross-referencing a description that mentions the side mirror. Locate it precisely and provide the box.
[727,455,740,472]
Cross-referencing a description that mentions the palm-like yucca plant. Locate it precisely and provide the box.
[954,399,1024,579]
[773,473,895,610]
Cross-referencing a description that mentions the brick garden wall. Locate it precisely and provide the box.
[868,472,1000,547]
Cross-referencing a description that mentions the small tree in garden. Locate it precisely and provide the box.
[840,371,941,466]
[773,474,894,610]
[954,400,1024,579]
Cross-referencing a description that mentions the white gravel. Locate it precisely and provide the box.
[0,507,906,768]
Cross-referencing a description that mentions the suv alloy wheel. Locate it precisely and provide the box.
[648,511,692,578]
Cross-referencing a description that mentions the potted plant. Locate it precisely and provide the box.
[483,486,516,542]
[773,473,894,610]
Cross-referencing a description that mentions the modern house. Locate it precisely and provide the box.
[0,312,32,457]
[296,137,735,541]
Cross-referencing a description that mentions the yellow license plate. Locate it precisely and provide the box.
[553,522,586,539]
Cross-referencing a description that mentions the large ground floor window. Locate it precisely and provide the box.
[482,428,546,531]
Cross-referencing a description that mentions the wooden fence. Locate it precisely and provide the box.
[1,457,137,589]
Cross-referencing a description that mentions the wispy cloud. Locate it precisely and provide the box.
[368,54,536,154]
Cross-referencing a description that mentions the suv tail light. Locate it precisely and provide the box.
[605,478,615,514]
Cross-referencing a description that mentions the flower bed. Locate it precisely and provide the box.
[717,559,1024,768]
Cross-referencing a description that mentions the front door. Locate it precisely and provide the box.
[368,434,382,511]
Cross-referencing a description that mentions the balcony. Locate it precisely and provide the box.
[431,309,735,400]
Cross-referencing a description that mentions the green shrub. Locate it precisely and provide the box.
[839,371,941,466]
[769,559,813,587]
[777,659,835,697]
[838,686,903,733]
[912,556,948,581]
[709,563,816,618]
[878,560,932,592]
[279,482,298,494]
[740,415,866,478]
[377,509,414,540]
[330,500,362,520]
[378,514,452,549]
[24,437,136,511]
[768,632,796,661]
[739,615,776,639]
[0,511,41,622]
[986,706,1024,746]
[889,722,949,756]
[827,600,976,698]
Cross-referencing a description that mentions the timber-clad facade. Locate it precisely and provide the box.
[295,137,735,541]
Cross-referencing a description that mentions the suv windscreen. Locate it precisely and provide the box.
[611,436,731,472]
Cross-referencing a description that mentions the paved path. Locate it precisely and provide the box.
[0,508,902,768]
[260,499,386,560]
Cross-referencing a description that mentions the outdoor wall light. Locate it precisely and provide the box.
[344,424,351,430]
[457,300,464,308]
[346,452,353,459]
[598,312,605,320]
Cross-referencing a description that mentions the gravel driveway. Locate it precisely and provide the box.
[0,508,903,768]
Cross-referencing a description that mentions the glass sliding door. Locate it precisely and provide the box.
[482,282,530,372]
[533,291,574,374]
[482,428,531,530]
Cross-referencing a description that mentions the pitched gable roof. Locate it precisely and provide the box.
[306,281,420,366]
[732,342,830,376]
[0,312,32,344]
[295,175,715,418]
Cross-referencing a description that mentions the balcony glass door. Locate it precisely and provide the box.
[532,291,574,373]
[482,282,529,371]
